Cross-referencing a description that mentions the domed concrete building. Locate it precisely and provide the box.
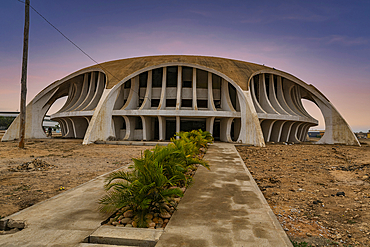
[2,55,359,146]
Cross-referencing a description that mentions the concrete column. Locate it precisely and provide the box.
[280,121,294,143]
[220,118,233,142]
[139,70,153,110]
[270,120,286,143]
[288,122,303,143]
[260,119,277,142]
[207,72,216,111]
[141,116,153,141]
[122,76,139,110]
[176,66,182,110]
[158,116,166,141]
[249,77,266,114]
[236,90,265,146]
[158,67,167,110]
[258,74,278,114]
[176,116,180,139]
[65,118,75,138]
[234,118,241,141]
[221,79,235,112]
[192,68,197,110]
[206,117,215,134]
[123,116,136,141]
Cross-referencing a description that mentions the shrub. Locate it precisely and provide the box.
[99,130,213,227]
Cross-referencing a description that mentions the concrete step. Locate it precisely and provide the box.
[88,225,163,247]
[77,243,134,247]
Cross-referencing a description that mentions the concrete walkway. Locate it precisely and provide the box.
[0,170,113,247]
[156,143,292,247]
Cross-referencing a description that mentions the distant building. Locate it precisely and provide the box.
[0,112,59,131]
[2,55,360,146]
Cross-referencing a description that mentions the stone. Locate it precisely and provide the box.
[118,215,124,220]
[336,192,345,196]
[124,210,134,218]
[145,213,153,220]
[125,224,132,227]
[152,217,159,223]
[306,232,312,237]
[325,212,330,215]
[148,222,156,228]
[362,175,369,180]
[7,219,25,229]
[132,221,137,227]
[120,218,131,224]
[112,221,118,226]
[160,212,171,219]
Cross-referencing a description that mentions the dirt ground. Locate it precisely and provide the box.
[0,132,149,218]
[237,139,370,247]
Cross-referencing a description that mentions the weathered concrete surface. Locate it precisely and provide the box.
[89,225,162,246]
[0,170,113,247]
[156,143,293,247]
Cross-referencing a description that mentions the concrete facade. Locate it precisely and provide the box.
[2,55,360,146]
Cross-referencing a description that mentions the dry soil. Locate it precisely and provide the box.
[0,132,149,218]
[237,139,370,247]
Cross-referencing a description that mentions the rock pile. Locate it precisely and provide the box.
[105,198,181,229]
[9,159,56,172]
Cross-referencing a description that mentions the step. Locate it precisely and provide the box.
[88,225,163,247]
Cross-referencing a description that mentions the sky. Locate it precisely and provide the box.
[0,0,369,132]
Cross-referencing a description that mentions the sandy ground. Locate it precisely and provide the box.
[0,132,149,218]
[237,139,370,247]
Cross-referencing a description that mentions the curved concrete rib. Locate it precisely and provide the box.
[58,83,75,113]
[283,80,305,117]
[192,68,197,110]
[311,94,360,145]
[71,117,89,139]
[121,77,139,110]
[269,120,286,143]
[260,119,277,142]
[207,72,216,111]
[75,72,96,111]
[206,117,216,135]
[280,121,294,143]
[158,116,166,141]
[220,117,233,142]
[258,74,278,114]
[221,79,235,112]
[288,122,303,143]
[176,66,182,110]
[158,67,167,110]
[249,77,266,114]
[84,72,105,111]
[139,70,152,110]
[69,74,89,111]
[276,76,296,115]
[291,86,312,119]
[268,75,288,115]
[65,80,83,112]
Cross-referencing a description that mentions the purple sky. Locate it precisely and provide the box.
[1,0,369,132]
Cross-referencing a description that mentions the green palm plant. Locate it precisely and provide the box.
[99,148,183,227]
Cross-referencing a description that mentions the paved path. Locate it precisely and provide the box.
[0,170,113,247]
[156,143,292,247]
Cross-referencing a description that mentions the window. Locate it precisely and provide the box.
[182,67,192,88]
[124,80,131,89]
[152,68,163,87]
[166,99,176,107]
[139,72,148,88]
[197,100,208,108]
[166,66,178,87]
[151,99,160,107]
[181,99,192,107]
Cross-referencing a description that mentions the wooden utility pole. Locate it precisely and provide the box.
[19,0,30,148]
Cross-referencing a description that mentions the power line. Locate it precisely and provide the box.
[17,0,149,104]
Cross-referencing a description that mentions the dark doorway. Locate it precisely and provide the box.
[180,119,206,133]
[213,119,220,141]
[154,118,159,140]
[166,120,176,140]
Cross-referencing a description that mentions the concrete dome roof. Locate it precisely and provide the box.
[85,55,268,90]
